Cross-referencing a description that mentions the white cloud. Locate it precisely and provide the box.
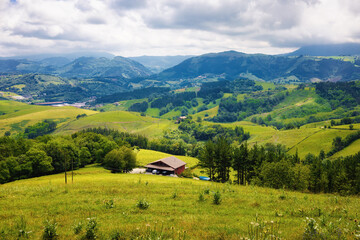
[0,0,359,57]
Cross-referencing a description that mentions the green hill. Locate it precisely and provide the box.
[55,110,176,138]
[157,51,360,82]
[0,100,96,136]
[0,166,359,239]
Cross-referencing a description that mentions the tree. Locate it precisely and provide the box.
[24,147,53,177]
[233,142,249,185]
[0,161,10,184]
[198,140,216,180]
[214,136,232,183]
[102,147,136,173]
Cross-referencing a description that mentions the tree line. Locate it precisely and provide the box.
[199,138,360,195]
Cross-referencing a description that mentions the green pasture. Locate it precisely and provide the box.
[136,149,199,168]
[0,166,359,239]
[55,111,176,138]
[0,100,96,135]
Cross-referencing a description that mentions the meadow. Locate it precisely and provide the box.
[0,101,96,136]
[54,110,177,138]
[0,166,360,239]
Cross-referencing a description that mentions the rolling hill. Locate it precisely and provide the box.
[0,56,152,79]
[0,100,96,136]
[157,50,360,82]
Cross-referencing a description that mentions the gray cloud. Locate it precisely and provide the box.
[0,0,359,57]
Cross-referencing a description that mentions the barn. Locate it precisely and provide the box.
[145,156,186,175]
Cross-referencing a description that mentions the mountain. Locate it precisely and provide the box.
[287,43,360,56]
[129,55,193,73]
[157,50,360,82]
[0,51,115,61]
[0,56,152,79]
[57,56,152,78]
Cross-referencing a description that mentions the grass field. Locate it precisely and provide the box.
[55,111,177,138]
[0,100,96,135]
[136,149,199,168]
[204,120,358,159]
[330,138,360,159]
[0,166,359,239]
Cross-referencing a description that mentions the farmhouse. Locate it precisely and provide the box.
[145,156,186,175]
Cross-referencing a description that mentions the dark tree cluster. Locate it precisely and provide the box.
[327,131,360,157]
[178,119,250,142]
[315,81,360,109]
[211,92,285,122]
[128,101,148,112]
[23,120,57,139]
[95,87,170,104]
[0,129,142,184]
[151,92,196,108]
[199,139,360,195]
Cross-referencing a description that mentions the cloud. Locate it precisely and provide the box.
[0,0,359,57]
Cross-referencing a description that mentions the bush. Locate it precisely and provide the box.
[198,192,205,202]
[83,218,98,240]
[136,199,150,210]
[73,222,83,235]
[42,220,58,240]
[179,168,193,178]
[213,191,222,205]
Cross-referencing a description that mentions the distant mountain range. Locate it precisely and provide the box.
[157,50,360,82]
[129,55,193,73]
[1,43,360,82]
[287,43,360,56]
[0,56,151,79]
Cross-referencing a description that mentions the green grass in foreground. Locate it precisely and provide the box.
[0,166,359,239]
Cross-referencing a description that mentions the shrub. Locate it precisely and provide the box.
[109,230,125,240]
[16,216,31,239]
[73,222,83,235]
[303,217,320,240]
[179,168,193,178]
[104,199,114,209]
[136,199,150,210]
[42,220,58,240]
[83,218,98,240]
[198,192,205,202]
[213,191,222,205]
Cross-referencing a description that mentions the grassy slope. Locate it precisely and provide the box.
[0,166,359,239]
[204,120,357,159]
[0,100,96,135]
[137,149,198,168]
[55,111,177,138]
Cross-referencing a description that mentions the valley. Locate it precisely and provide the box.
[1,45,360,239]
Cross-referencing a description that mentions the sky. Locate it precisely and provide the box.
[0,0,359,57]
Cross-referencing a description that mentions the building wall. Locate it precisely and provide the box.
[174,165,185,175]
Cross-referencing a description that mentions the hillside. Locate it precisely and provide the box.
[0,56,151,79]
[157,51,360,82]
[129,55,193,73]
[0,100,96,136]
[0,165,359,239]
[54,110,176,138]
[287,43,360,56]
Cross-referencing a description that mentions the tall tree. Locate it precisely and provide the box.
[198,140,216,180]
[214,136,232,183]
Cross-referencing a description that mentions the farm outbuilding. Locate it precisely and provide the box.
[145,156,186,175]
